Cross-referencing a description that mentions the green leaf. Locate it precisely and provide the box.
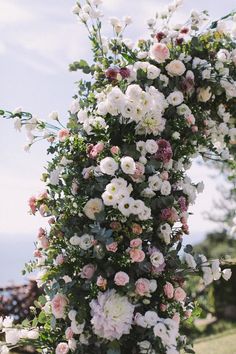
[38,311,47,324]
[69,60,91,74]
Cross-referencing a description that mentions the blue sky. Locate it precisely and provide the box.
[0,0,234,283]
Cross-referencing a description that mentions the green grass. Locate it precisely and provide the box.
[193,330,236,354]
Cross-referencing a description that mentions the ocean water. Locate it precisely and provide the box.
[0,234,35,285]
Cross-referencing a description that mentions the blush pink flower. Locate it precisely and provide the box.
[131,223,143,235]
[174,287,186,302]
[96,276,107,290]
[114,271,129,286]
[172,312,180,324]
[55,254,64,265]
[55,342,69,354]
[65,327,74,340]
[150,43,170,63]
[135,278,150,296]
[80,264,96,279]
[88,142,104,159]
[51,293,68,319]
[106,242,118,253]
[58,129,70,142]
[131,162,145,182]
[129,248,145,263]
[28,196,37,214]
[163,282,174,299]
[130,238,142,248]
[110,146,120,155]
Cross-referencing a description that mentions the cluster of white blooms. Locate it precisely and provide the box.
[136,312,179,353]
[199,256,232,286]
[0,316,39,347]
[102,177,152,220]
[72,0,103,22]
[96,84,167,135]
[77,109,108,135]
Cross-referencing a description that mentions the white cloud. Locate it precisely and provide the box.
[0,0,35,25]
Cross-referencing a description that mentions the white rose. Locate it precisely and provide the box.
[217,49,230,62]
[222,268,232,281]
[149,279,157,293]
[167,91,184,106]
[78,234,94,250]
[145,139,158,154]
[147,65,161,79]
[197,87,212,102]
[160,180,171,195]
[148,175,162,191]
[68,338,77,351]
[165,59,186,76]
[120,156,136,174]
[70,235,81,246]
[100,157,118,175]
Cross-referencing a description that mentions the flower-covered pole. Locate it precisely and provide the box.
[1,1,236,353]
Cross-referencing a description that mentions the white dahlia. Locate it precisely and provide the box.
[90,289,134,340]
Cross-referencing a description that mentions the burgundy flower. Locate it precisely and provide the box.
[119,67,130,78]
[105,66,120,80]
[178,196,188,212]
[155,139,173,163]
[156,31,166,42]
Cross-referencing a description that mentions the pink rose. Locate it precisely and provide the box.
[80,264,96,279]
[28,196,37,214]
[160,171,169,180]
[88,142,104,159]
[135,278,150,296]
[110,146,120,155]
[96,276,107,290]
[34,250,42,258]
[37,190,48,200]
[131,223,143,235]
[106,242,118,253]
[55,342,69,354]
[55,254,64,265]
[163,282,174,299]
[114,271,129,286]
[40,236,49,249]
[191,125,198,133]
[150,43,170,63]
[131,162,145,182]
[129,248,145,263]
[58,129,70,142]
[130,238,142,248]
[65,327,74,340]
[160,303,167,312]
[174,287,186,302]
[51,294,68,319]
[39,204,48,217]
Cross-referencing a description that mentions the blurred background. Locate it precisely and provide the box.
[0,1,236,352]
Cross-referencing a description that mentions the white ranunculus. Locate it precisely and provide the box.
[153,322,167,339]
[160,180,171,196]
[165,60,186,76]
[138,206,152,220]
[147,65,161,79]
[220,80,236,98]
[120,156,136,174]
[150,251,164,267]
[149,279,157,293]
[145,139,158,154]
[217,49,230,62]
[141,187,156,198]
[197,87,212,102]
[167,91,184,106]
[222,268,232,281]
[83,198,104,220]
[148,174,162,191]
[100,157,118,175]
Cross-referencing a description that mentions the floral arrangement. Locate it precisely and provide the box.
[1,0,236,353]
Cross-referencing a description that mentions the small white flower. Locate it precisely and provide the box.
[147,65,161,80]
[145,139,158,154]
[70,235,81,246]
[118,197,134,216]
[120,156,136,174]
[144,311,159,327]
[185,253,197,269]
[83,198,104,220]
[48,111,59,120]
[222,268,232,281]
[150,251,164,267]
[160,180,171,196]
[167,91,184,106]
[100,157,118,176]
[69,99,80,114]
